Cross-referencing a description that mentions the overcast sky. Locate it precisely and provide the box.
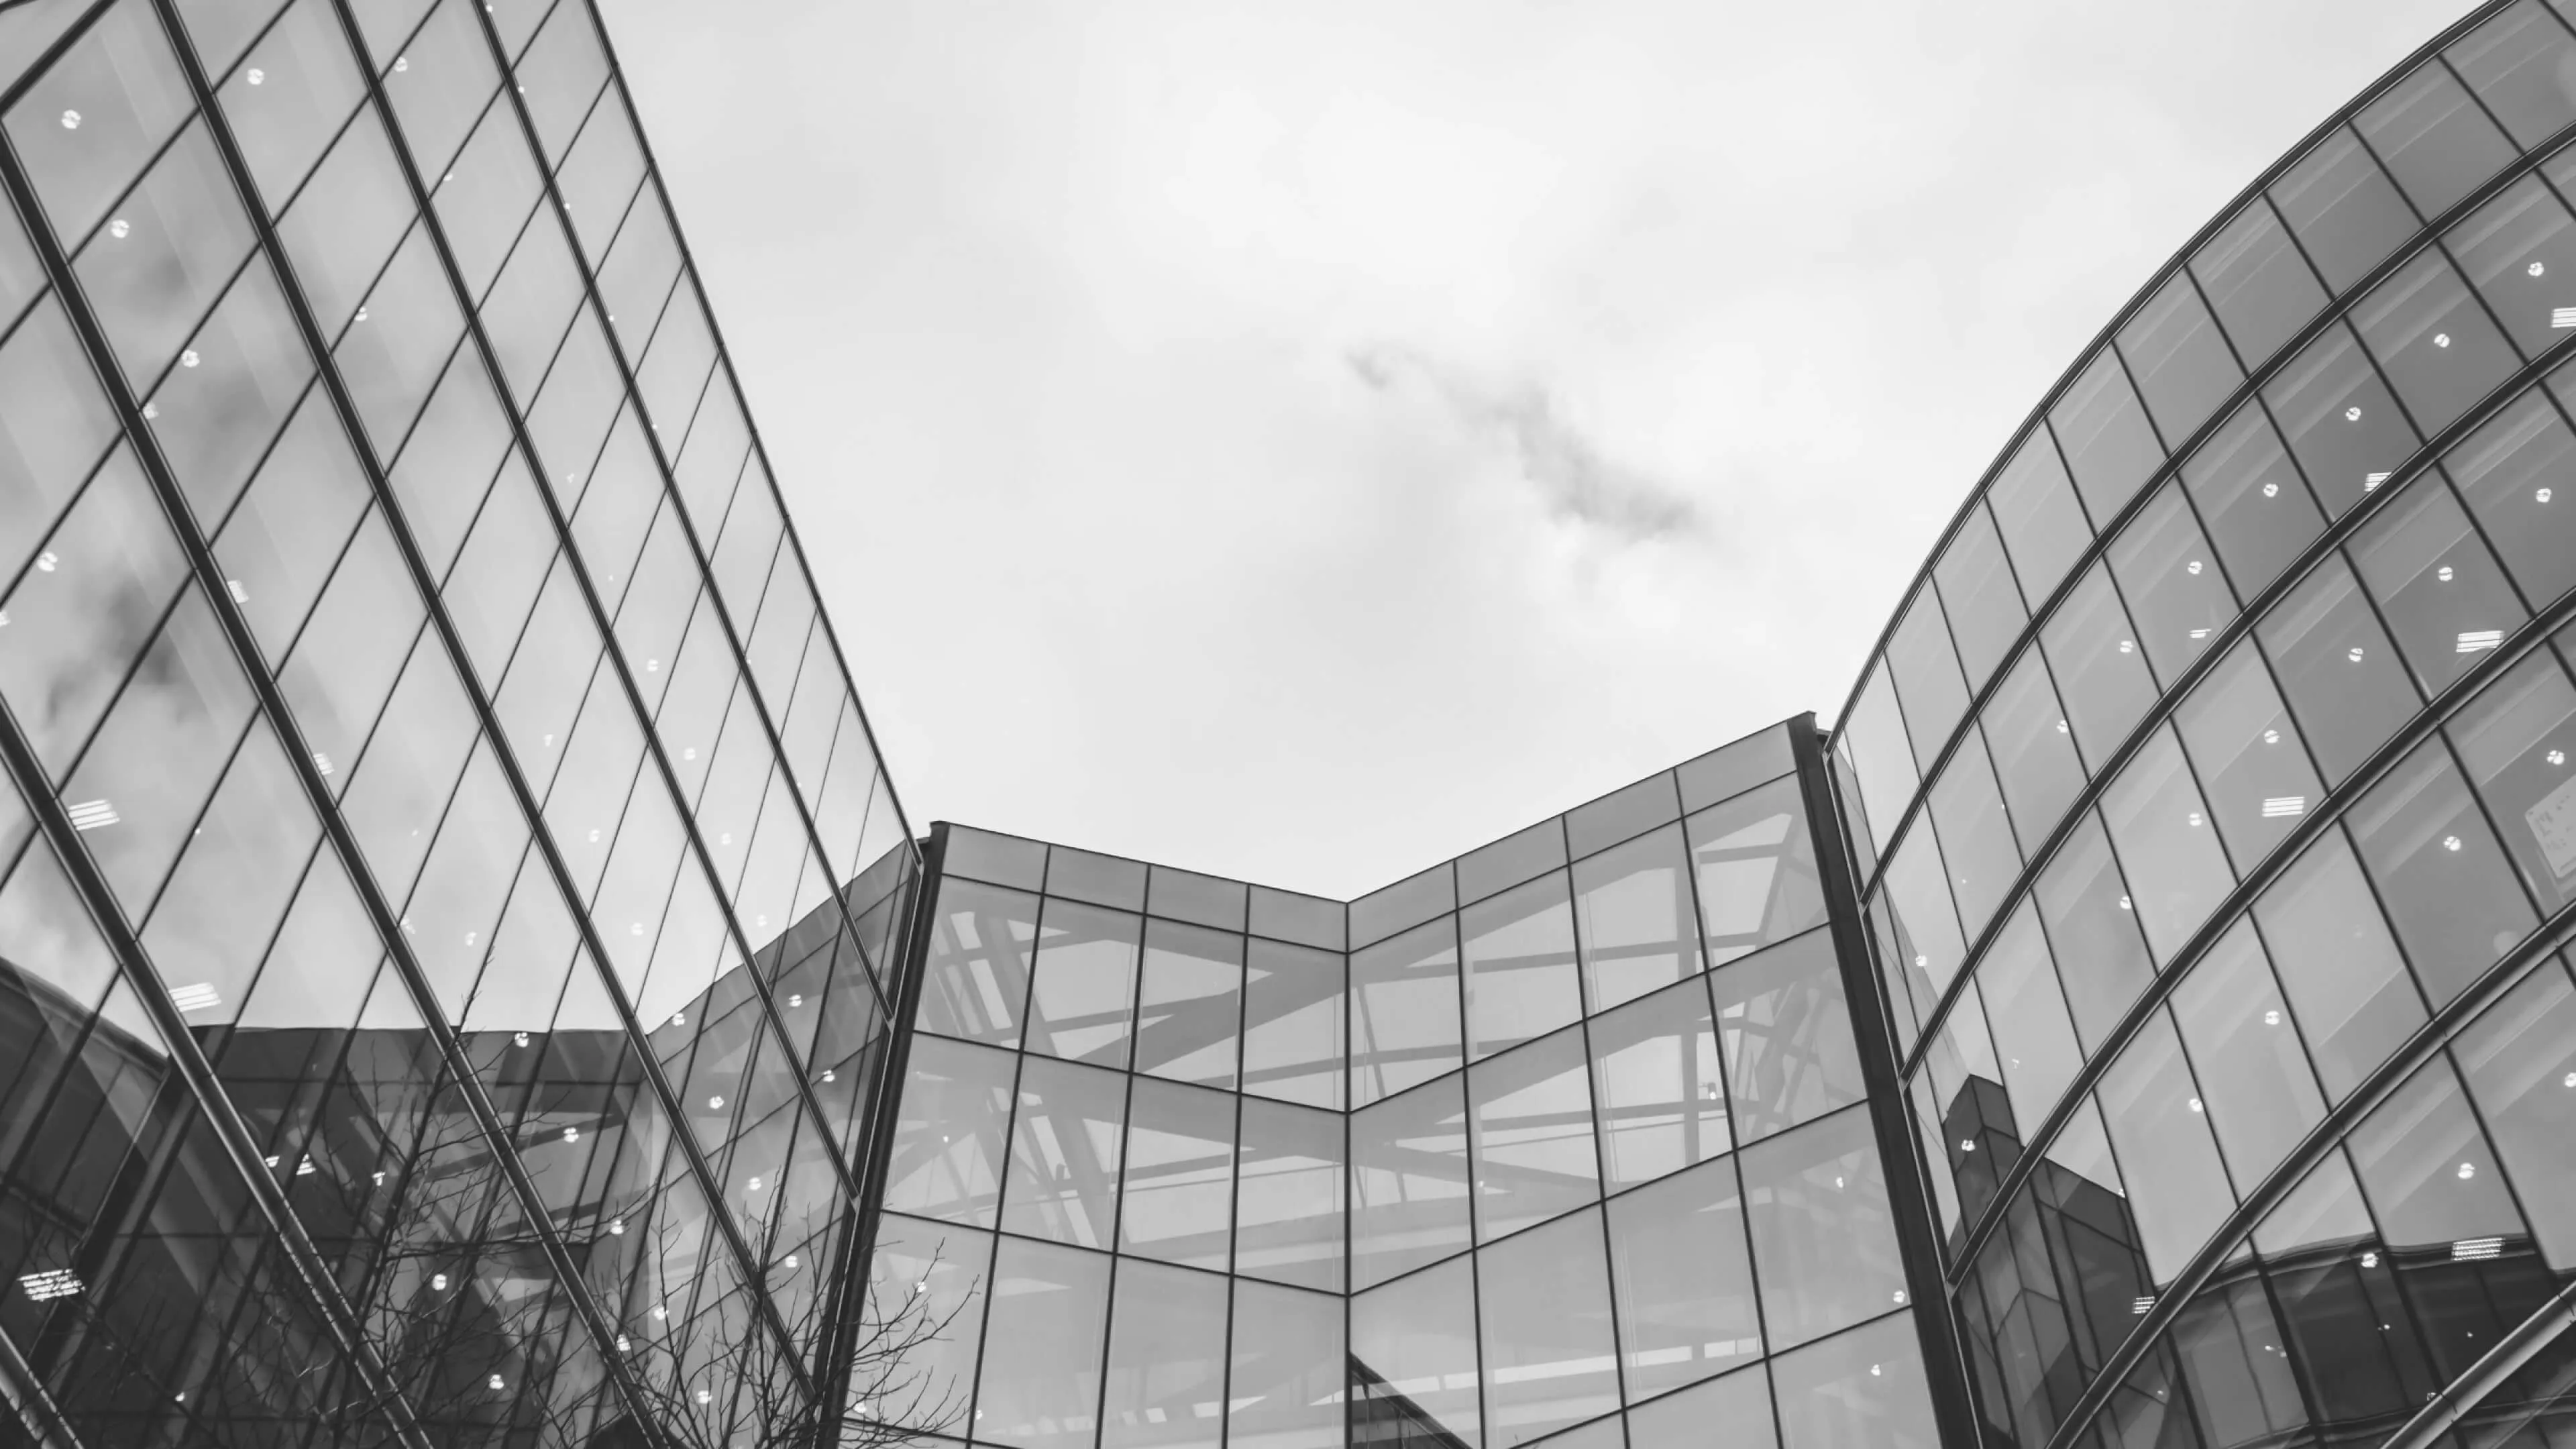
[606,0,2470,900]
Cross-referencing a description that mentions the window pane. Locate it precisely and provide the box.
[1228,1280,1343,1449]
[1135,918,1242,1088]
[2444,390,2576,610]
[1120,1077,1235,1270]
[1685,775,1826,968]
[2447,649,2576,912]
[1887,584,1970,768]
[2182,401,2328,598]
[1049,844,1148,912]
[1462,871,1581,1059]
[1928,731,2020,941]
[1876,823,1964,1017]
[2039,561,2159,771]
[975,1237,1111,1449]
[1769,1313,1937,1449]
[75,121,256,392]
[1627,1367,1776,1449]
[2096,1010,2235,1284]
[2359,60,2515,218]
[1841,663,1916,859]
[1099,1258,1224,1449]
[2036,812,2155,1052]
[1235,1096,1343,1293]
[2355,252,2521,436]
[2099,725,2235,964]
[2447,176,2576,361]
[2253,830,2426,1099]
[1481,1208,1619,1445]
[2347,1057,2525,1250]
[2050,347,2165,524]
[2351,478,2529,696]
[1572,823,1701,1014]
[1468,1023,1597,1242]
[2170,920,2325,1187]
[998,1055,1124,1251]
[2191,199,2328,369]
[946,823,1045,890]
[1147,865,1246,932]
[1711,929,1865,1145]
[867,1214,992,1429]
[1988,428,2094,603]
[1026,898,1140,1069]
[1980,651,2086,853]
[1606,1155,1762,1399]
[2454,959,2576,1270]
[1350,916,1462,1108]
[2257,555,2421,784]
[1587,973,1725,1190]
[2347,736,2538,1006]
[8,0,193,245]
[2264,323,2420,520]
[2174,639,2324,869]
[1976,900,2083,1134]
[1242,937,1344,1110]
[1458,818,1568,908]
[1350,1254,1479,1448]
[2118,271,2243,445]
[2108,482,2236,686]
[1741,1106,1906,1350]
[883,1034,1014,1226]
[2452,2,2576,146]
[1566,771,1680,861]
[1349,1074,1470,1290]
[1932,505,2027,694]
[1351,862,1454,949]
[2269,127,2418,292]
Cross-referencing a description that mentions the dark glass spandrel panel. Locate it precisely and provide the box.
[1120,1076,1235,1270]
[2173,639,2324,869]
[2182,402,2326,599]
[2192,199,2328,374]
[2446,390,2576,610]
[1626,1367,1776,1449]
[1458,817,1568,908]
[2359,60,2516,219]
[2169,920,2324,1188]
[2454,959,2576,1269]
[1927,733,2019,941]
[1468,1023,1597,1242]
[2118,271,2243,447]
[1349,1074,1470,1290]
[1607,1152,1762,1399]
[1980,650,2084,854]
[1588,973,1725,1189]
[2256,555,2422,784]
[1931,504,2028,694]
[1876,823,1964,1020]
[74,121,256,391]
[2355,251,2521,436]
[2448,651,2576,910]
[867,1215,993,1438]
[1350,1254,1481,1448]
[1242,936,1344,1110]
[1686,774,1826,967]
[996,1055,1124,1250]
[1710,928,1864,1144]
[975,1236,1112,1449]
[2266,322,2422,520]
[2450,177,2576,362]
[2097,1009,2235,1284]
[2040,561,2159,771]
[1976,900,2084,1132]
[0,297,123,588]
[2049,347,2165,524]
[2270,126,2420,292]
[1350,914,1461,1108]
[2453,1,2576,146]
[1024,897,1140,1069]
[1100,1258,1226,1449]
[2349,735,2538,1006]
[2348,1056,2525,1250]
[945,823,1046,892]
[1235,1095,1344,1293]
[2356,476,2529,697]
[6,0,193,246]
[1566,770,1680,860]
[147,258,315,526]
[2035,812,2155,1052]
[1480,1208,1619,1445]
[1573,821,1702,1015]
[1742,1106,1907,1350]
[1352,861,1454,949]
[1988,426,2095,604]
[2108,483,2236,686]
[1677,724,1795,812]
[1840,663,1916,859]
[883,1034,1014,1228]
[1461,870,1580,1058]
[1886,584,1970,770]
[2253,830,2426,1100]
[1230,1279,1344,1449]
[1047,844,1147,912]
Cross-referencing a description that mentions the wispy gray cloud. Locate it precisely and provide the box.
[1346,342,1701,545]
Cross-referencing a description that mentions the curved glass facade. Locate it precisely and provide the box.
[1827,3,2576,1446]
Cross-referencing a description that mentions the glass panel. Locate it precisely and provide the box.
[1235,1096,1343,1293]
[1877,824,1964,1018]
[1572,823,1701,1014]
[1467,1023,1597,1242]
[2447,176,2576,360]
[974,1237,1111,1449]
[1768,1312,1936,1449]
[2170,920,2325,1187]
[1932,504,2028,693]
[1587,973,1725,1190]
[2352,478,2528,696]
[1887,584,1970,769]
[998,1055,1124,1251]
[1566,771,1680,861]
[1626,1368,1775,1449]
[1480,1208,1619,1445]
[2347,1056,2525,1250]
[1099,1259,1226,1449]
[2265,323,2421,520]
[2454,959,2576,1271]
[2357,60,2515,218]
[1249,885,1343,951]
[1980,651,2085,855]
[1350,1254,1480,1449]
[7,0,194,245]
[1462,871,1580,1059]
[2347,736,2537,1005]
[1927,734,2019,942]
[148,258,313,525]
[2191,199,2329,368]
[1026,898,1140,1069]
[1686,775,1825,968]
[1048,845,1148,912]
[220,0,366,213]
[1839,663,1917,859]
[1228,1280,1343,1449]
[2356,252,2522,437]
[2253,830,2426,1100]
[2173,640,2324,870]
[1988,427,2094,603]
[1458,818,1568,908]
[1119,1077,1234,1270]
[2035,812,2155,1051]
[2040,561,2159,770]
[2183,401,2327,599]
[2447,649,2576,911]
[2269,127,2418,292]
[2049,347,2165,524]
[1349,1074,1470,1290]
[1350,862,1453,949]
[2108,483,2236,686]
[1607,1153,1762,1399]
[0,301,124,587]
[2099,725,2236,963]
[1146,865,1245,932]
[2118,271,2243,445]
[945,823,1046,890]
[1349,915,1461,1108]
[867,1215,995,1434]
[1677,726,1795,812]
[2452,1,2576,146]
[2445,390,2576,610]
[76,121,256,392]
[275,109,413,339]
[1242,937,1343,1110]
[1976,901,2084,1134]
[2098,1009,2235,1284]
[883,1034,1014,1226]
[2256,555,2421,784]
[1741,1106,1906,1350]
[1711,930,1865,1146]
[1134,918,1241,1088]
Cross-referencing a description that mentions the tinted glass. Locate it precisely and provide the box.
[2191,199,2328,367]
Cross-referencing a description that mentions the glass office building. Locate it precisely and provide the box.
[11,0,2576,1446]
